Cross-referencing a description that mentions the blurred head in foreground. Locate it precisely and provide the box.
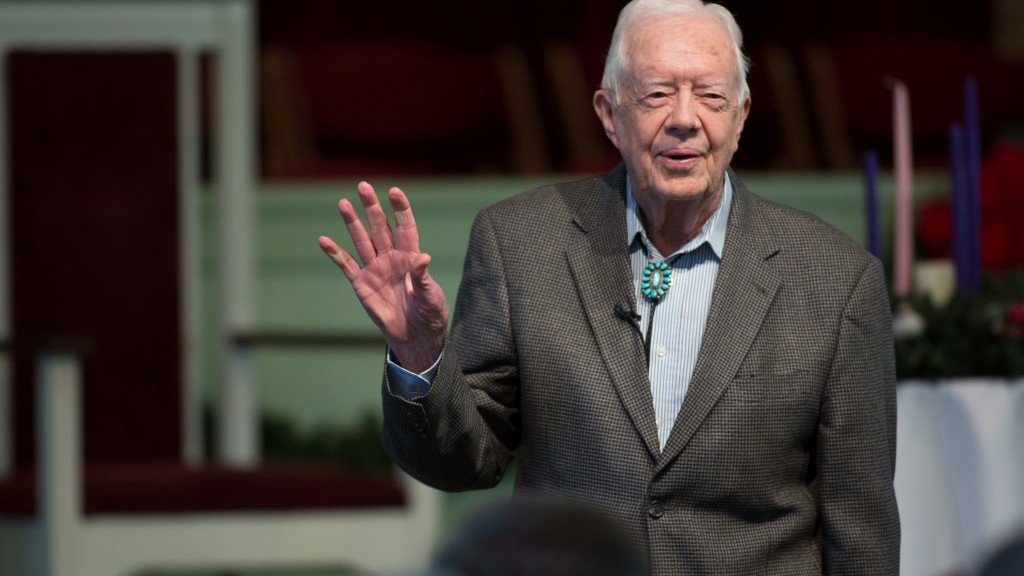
[980,531,1024,576]
[427,498,649,576]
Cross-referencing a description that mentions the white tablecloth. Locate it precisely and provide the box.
[895,379,1024,575]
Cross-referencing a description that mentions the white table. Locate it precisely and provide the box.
[896,379,1024,575]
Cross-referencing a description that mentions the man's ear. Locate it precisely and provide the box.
[736,94,751,139]
[593,89,619,149]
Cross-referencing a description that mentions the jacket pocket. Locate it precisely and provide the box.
[728,370,815,403]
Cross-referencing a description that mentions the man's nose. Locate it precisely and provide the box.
[666,95,699,132]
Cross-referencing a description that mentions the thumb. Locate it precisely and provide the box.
[410,252,434,293]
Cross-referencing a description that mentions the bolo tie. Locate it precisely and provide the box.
[640,260,672,362]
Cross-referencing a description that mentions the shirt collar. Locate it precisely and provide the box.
[626,172,732,260]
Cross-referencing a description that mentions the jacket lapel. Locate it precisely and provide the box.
[656,172,782,473]
[564,166,661,459]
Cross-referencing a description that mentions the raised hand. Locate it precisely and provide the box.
[319,181,449,373]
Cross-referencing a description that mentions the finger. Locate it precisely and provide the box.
[409,252,434,294]
[338,197,377,266]
[357,181,395,256]
[318,235,361,282]
[388,187,420,254]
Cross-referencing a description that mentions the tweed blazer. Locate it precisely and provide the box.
[382,165,900,575]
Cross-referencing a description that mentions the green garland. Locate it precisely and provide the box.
[895,267,1024,379]
[203,406,393,472]
[261,411,393,472]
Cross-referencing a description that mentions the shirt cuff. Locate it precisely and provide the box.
[385,347,442,399]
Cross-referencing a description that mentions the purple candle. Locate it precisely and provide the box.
[862,150,881,259]
[964,76,981,294]
[949,123,969,295]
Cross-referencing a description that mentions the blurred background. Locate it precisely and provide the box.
[253,0,1024,177]
[0,1,1022,575]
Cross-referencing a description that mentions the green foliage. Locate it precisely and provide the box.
[895,268,1024,379]
[260,410,393,472]
[204,404,393,473]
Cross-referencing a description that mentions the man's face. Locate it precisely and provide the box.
[593,13,750,208]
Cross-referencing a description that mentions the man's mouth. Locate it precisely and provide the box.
[659,148,703,163]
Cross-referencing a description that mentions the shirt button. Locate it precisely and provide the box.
[656,345,667,357]
[648,500,664,519]
[655,419,661,429]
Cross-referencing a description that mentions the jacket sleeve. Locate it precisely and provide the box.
[381,208,520,491]
[819,257,901,573]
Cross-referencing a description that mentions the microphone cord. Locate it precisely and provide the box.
[615,302,656,366]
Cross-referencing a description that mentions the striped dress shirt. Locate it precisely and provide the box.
[626,175,731,449]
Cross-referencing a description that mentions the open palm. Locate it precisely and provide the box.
[319,181,448,373]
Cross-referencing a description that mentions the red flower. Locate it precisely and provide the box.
[1006,302,1024,338]
[917,140,1024,269]
[980,141,1024,269]
[918,200,951,260]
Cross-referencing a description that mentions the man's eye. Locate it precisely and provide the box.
[647,91,668,99]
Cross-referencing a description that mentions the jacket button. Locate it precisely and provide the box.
[648,500,664,519]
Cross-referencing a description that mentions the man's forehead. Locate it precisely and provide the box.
[625,47,737,84]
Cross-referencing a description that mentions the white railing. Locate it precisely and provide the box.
[0,0,258,473]
[0,351,440,576]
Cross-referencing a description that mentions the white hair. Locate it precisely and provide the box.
[600,0,750,104]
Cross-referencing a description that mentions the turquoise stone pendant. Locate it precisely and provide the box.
[642,261,672,301]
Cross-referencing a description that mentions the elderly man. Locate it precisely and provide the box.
[319,0,900,573]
